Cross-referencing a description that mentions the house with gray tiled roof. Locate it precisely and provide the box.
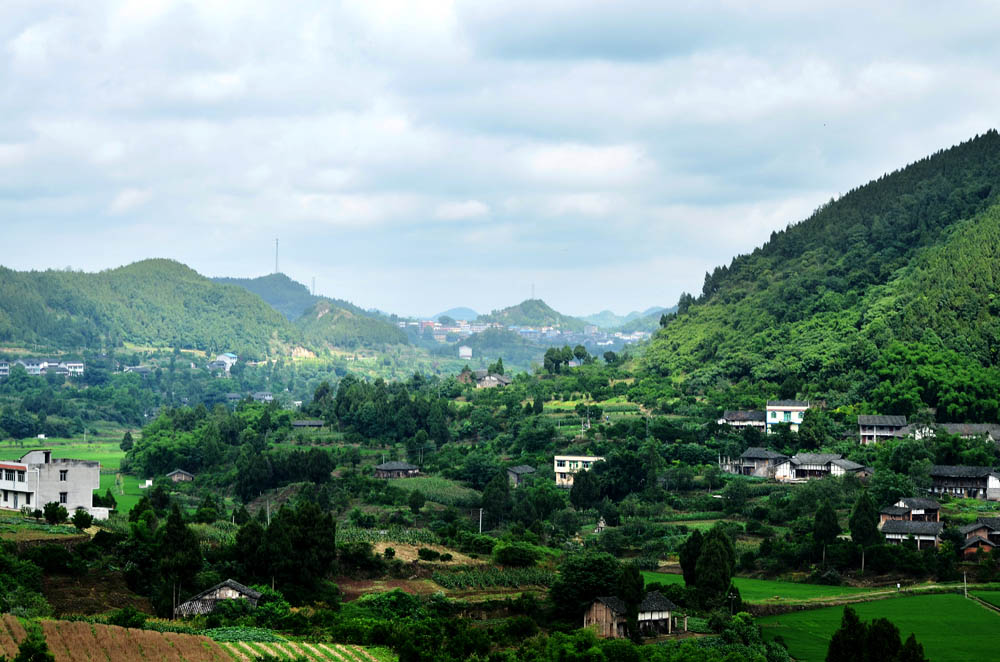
[774,453,868,482]
[858,415,908,445]
[583,591,686,638]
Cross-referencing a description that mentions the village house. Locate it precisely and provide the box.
[0,361,9,378]
[773,453,867,482]
[374,461,420,479]
[878,497,940,525]
[583,591,686,638]
[554,455,604,488]
[928,465,1000,500]
[720,447,788,478]
[458,346,473,360]
[717,410,766,430]
[858,415,907,445]
[960,517,1000,557]
[292,419,325,429]
[765,400,810,433]
[881,520,943,549]
[457,368,513,389]
[252,391,273,403]
[0,449,103,517]
[11,358,85,377]
[166,469,194,483]
[215,353,238,371]
[507,465,536,488]
[174,579,261,618]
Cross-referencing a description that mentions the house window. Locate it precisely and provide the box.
[25,493,30,505]
[3,470,12,481]
[59,470,68,481]
[783,412,791,422]
[59,492,67,504]
[17,471,24,483]
[769,411,777,419]
[556,460,566,468]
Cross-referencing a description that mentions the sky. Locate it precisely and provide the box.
[2,2,999,318]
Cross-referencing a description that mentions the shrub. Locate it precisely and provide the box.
[384,547,396,559]
[417,547,440,561]
[492,541,541,567]
[71,509,93,530]
[43,502,68,525]
[440,553,453,562]
[107,605,148,629]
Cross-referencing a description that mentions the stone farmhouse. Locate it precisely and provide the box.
[174,579,261,618]
[928,465,1000,500]
[0,449,102,516]
[879,497,940,526]
[554,455,604,488]
[858,415,908,445]
[583,591,686,638]
[773,453,867,482]
[720,447,788,478]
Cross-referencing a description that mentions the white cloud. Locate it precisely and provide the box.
[109,188,152,214]
[435,199,489,220]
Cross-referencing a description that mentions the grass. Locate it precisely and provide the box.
[393,476,480,507]
[641,572,880,604]
[759,594,1000,662]
[971,590,1000,608]
[0,439,126,470]
[100,472,145,514]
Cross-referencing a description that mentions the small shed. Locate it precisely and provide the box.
[166,469,194,483]
[174,579,262,618]
[374,461,420,479]
[507,465,536,488]
[292,419,325,429]
[583,591,685,639]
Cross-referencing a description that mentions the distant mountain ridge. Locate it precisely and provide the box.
[213,273,320,321]
[477,299,586,331]
[580,306,668,329]
[432,307,479,322]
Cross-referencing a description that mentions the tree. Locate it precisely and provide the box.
[826,606,867,662]
[825,606,928,662]
[617,564,645,642]
[408,489,425,515]
[71,508,93,530]
[120,430,134,452]
[722,479,750,514]
[694,533,733,607]
[549,552,621,620]
[488,357,504,375]
[603,351,618,365]
[573,345,588,362]
[532,396,544,415]
[482,473,512,528]
[569,469,600,511]
[11,624,54,662]
[42,502,68,525]
[849,490,881,548]
[679,530,703,586]
[156,504,203,616]
[814,500,841,551]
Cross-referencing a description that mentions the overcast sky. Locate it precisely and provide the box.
[2,2,998,317]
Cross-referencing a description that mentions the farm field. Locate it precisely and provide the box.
[641,572,881,604]
[391,476,480,507]
[0,615,396,662]
[971,590,1000,609]
[100,472,146,513]
[758,594,1000,662]
[0,438,126,469]
[0,511,84,543]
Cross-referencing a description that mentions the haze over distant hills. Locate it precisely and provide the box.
[476,299,587,332]
[432,307,479,322]
[580,307,669,329]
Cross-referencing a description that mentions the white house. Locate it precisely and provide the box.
[554,454,605,488]
[0,362,9,378]
[774,453,866,482]
[458,346,473,360]
[0,450,102,516]
[215,353,239,372]
[717,410,766,430]
[766,400,810,433]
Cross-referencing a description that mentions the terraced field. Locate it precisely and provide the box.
[0,615,395,662]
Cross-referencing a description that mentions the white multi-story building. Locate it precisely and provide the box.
[0,362,9,378]
[765,400,810,433]
[0,450,102,516]
[554,454,605,488]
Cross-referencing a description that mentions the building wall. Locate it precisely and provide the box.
[36,460,99,512]
[554,455,604,488]
[583,602,622,638]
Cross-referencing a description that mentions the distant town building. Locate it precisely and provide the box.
[766,400,810,433]
[0,361,8,378]
[458,346,473,360]
[554,455,604,488]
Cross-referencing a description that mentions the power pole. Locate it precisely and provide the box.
[274,238,279,274]
[479,508,483,533]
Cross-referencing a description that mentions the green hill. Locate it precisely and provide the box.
[296,299,408,350]
[643,130,1000,420]
[478,299,586,331]
[0,259,296,358]
[213,273,320,320]
[581,306,667,329]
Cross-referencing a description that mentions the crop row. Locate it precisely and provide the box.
[337,526,438,545]
[202,626,284,642]
[36,619,230,662]
[221,640,390,662]
[431,567,556,590]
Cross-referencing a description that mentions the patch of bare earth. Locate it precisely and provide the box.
[372,542,479,565]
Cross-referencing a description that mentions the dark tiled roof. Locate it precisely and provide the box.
[831,458,865,471]
[508,465,536,475]
[962,535,996,550]
[881,520,944,536]
[858,415,907,427]
[183,578,262,604]
[792,453,842,465]
[898,498,940,510]
[640,591,678,612]
[929,465,997,478]
[880,505,909,516]
[938,423,1000,438]
[596,596,628,614]
[960,522,992,536]
[292,419,325,427]
[375,461,419,471]
[166,469,193,477]
[741,447,787,460]
[978,517,1000,530]
[767,400,810,407]
[723,410,766,422]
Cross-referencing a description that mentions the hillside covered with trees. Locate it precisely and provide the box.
[644,130,1000,421]
[478,299,587,332]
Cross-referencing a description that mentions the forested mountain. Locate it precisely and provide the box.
[0,259,297,357]
[478,299,586,331]
[213,273,320,320]
[614,306,678,333]
[644,130,1000,421]
[296,299,408,349]
[581,306,667,329]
